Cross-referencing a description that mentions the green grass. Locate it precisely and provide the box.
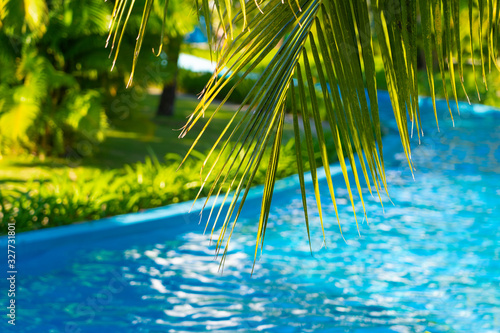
[0,93,311,233]
[0,94,278,183]
[91,95,253,168]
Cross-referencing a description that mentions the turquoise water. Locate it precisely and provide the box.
[2,95,499,332]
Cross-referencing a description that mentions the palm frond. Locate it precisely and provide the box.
[112,0,500,269]
[106,0,197,86]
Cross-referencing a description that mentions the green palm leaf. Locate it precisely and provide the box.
[112,0,500,269]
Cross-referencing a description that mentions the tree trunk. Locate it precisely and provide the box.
[157,81,177,116]
[157,35,183,117]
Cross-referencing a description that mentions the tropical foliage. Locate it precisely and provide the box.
[0,0,182,156]
[0,0,117,155]
[111,0,500,268]
[106,0,197,116]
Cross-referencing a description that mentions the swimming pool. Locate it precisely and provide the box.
[2,93,499,332]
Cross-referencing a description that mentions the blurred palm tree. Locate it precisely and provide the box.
[150,0,197,116]
[98,0,500,266]
[105,0,197,117]
[0,0,155,156]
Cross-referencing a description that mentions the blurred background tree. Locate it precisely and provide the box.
[145,0,197,117]
[0,0,197,157]
[0,0,116,156]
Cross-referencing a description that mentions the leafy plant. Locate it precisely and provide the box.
[0,1,109,155]
[106,0,198,116]
[0,0,157,156]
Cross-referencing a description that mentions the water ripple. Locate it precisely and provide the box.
[3,106,500,333]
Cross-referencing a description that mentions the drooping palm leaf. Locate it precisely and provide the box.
[111,0,500,269]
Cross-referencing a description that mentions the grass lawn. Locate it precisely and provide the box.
[0,92,306,233]
[0,93,296,186]
[90,95,250,168]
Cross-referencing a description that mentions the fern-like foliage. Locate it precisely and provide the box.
[0,0,131,155]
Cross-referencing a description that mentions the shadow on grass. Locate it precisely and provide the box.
[77,95,244,170]
[10,160,69,169]
[0,94,247,182]
[0,178,47,184]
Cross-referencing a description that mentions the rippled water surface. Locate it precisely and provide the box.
[4,97,500,332]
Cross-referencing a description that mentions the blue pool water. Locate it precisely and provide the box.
[2,94,500,333]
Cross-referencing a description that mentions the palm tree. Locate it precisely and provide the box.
[0,0,170,156]
[151,0,197,117]
[106,0,197,117]
[112,0,495,267]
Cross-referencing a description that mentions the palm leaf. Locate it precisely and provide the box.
[111,0,500,269]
